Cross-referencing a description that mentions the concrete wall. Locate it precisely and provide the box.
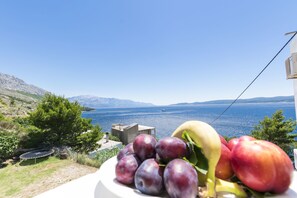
[123,124,138,145]
[111,124,139,145]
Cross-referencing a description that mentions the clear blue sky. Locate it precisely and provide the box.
[0,1,296,105]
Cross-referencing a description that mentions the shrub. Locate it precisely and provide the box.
[19,126,45,149]
[69,147,121,168]
[93,147,121,167]
[0,98,6,106]
[10,98,15,106]
[0,120,18,131]
[0,113,4,121]
[0,131,19,163]
[107,133,121,142]
[76,154,101,168]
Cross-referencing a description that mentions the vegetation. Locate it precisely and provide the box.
[0,89,119,196]
[18,125,44,149]
[81,106,95,111]
[92,147,120,166]
[73,125,103,153]
[251,110,297,158]
[0,157,60,197]
[68,147,121,168]
[0,94,38,118]
[0,156,95,197]
[0,112,4,120]
[16,90,44,101]
[9,98,15,106]
[0,93,108,165]
[0,116,26,164]
[108,133,121,142]
[0,131,19,164]
[0,98,5,106]
[28,94,102,153]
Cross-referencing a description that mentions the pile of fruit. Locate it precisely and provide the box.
[115,121,294,198]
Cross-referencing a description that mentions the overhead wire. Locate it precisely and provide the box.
[211,31,297,124]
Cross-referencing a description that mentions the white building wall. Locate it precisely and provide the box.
[291,37,297,120]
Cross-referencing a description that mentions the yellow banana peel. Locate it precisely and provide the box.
[172,120,247,198]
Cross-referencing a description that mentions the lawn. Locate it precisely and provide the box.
[0,157,96,198]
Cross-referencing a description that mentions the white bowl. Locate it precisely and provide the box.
[94,156,297,198]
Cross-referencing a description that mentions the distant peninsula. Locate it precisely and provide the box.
[171,96,294,106]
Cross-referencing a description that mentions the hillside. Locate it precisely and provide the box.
[68,95,155,108]
[0,72,47,117]
[0,73,47,95]
[172,96,295,106]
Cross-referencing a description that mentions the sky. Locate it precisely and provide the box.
[0,1,296,105]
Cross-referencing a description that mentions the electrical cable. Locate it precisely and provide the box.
[211,32,297,124]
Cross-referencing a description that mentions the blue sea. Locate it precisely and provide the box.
[82,103,296,138]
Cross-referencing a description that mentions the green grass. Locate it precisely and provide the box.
[0,157,72,197]
[0,149,120,197]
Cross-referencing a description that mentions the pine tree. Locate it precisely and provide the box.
[251,110,297,157]
[29,94,102,152]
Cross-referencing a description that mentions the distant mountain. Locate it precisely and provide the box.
[172,96,294,106]
[0,72,47,117]
[68,95,155,108]
[0,72,47,95]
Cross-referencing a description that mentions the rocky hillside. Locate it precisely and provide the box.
[0,73,47,117]
[0,73,47,95]
[68,95,155,108]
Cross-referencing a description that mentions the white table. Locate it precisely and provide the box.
[36,156,297,197]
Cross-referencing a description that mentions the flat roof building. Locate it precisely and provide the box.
[111,123,156,145]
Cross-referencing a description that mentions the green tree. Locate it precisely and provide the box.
[73,125,103,153]
[28,94,102,152]
[251,110,297,156]
[19,125,44,149]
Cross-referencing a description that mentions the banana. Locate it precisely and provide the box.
[171,120,221,197]
[216,178,247,197]
[171,120,247,198]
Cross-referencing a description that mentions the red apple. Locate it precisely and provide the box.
[219,134,228,146]
[231,140,293,194]
[227,135,256,151]
[215,143,234,180]
[227,138,239,151]
[238,135,256,142]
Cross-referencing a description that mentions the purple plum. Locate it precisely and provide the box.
[133,134,157,161]
[115,154,140,185]
[155,137,187,163]
[117,143,134,161]
[134,158,164,195]
[164,159,198,198]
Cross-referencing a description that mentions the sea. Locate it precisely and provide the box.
[82,103,296,138]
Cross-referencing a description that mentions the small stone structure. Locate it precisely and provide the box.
[111,123,156,145]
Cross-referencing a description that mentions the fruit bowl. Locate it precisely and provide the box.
[94,156,297,198]
[95,156,166,198]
